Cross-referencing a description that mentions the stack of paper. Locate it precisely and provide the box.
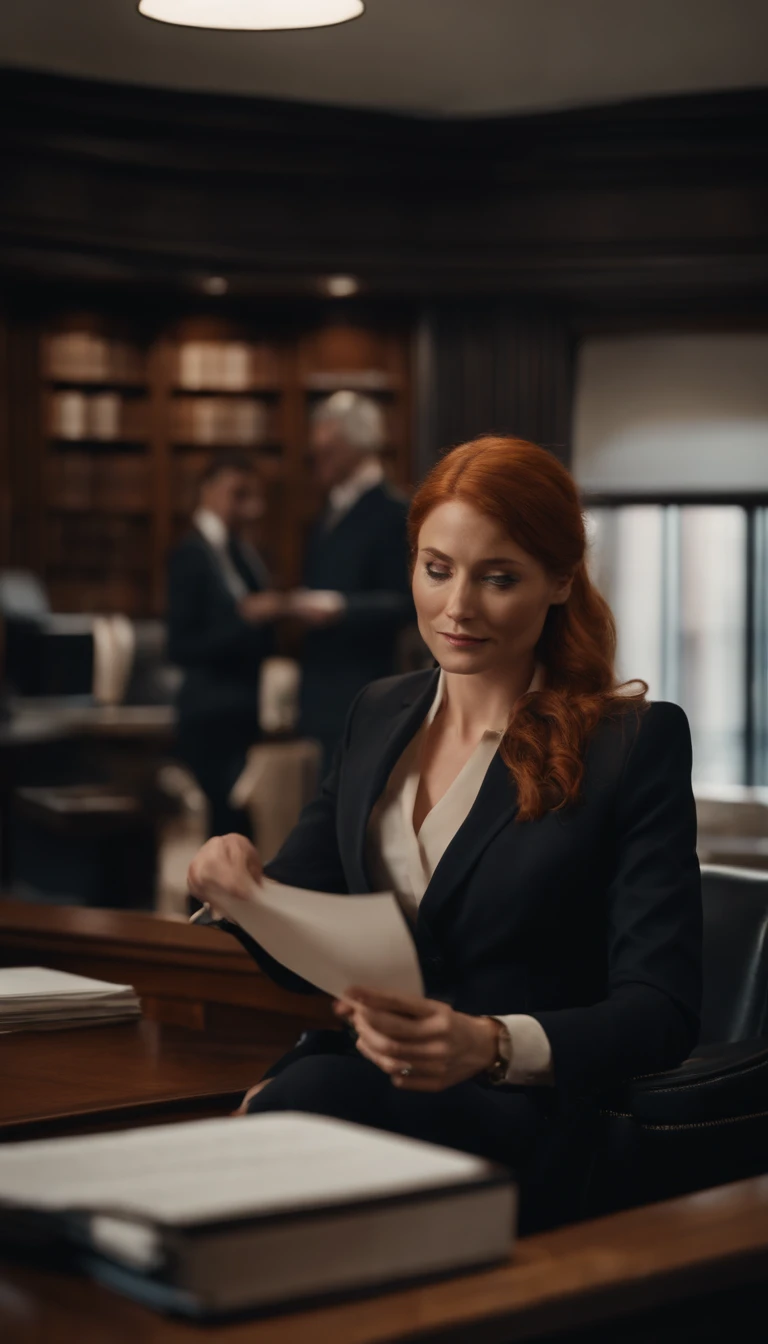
[0,967,141,1031]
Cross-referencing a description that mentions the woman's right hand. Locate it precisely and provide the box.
[187,833,263,913]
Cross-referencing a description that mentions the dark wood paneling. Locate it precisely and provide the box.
[0,71,767,307]
[420,304,574,466]
[0,310,9,568]
[5,318,44,572]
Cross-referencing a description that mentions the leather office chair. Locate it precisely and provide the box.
[589,864,768,1215]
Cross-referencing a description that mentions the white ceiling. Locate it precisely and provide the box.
[1,0,767,118]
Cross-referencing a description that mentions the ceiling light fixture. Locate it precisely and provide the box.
[138,0,364,31]
[322,275,360,298]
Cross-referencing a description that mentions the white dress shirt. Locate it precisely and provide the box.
[326,458,385,527]
[366,666,554,1086]
[193,508,270,603]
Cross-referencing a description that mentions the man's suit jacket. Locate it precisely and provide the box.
[236,668,703,1107]
[167,528,275,728]
[299,483,414,750]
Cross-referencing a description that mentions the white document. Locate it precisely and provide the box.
[0,967,141,1030]
[212,878,424,1000]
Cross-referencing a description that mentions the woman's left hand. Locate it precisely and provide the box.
[334,988,498,1091]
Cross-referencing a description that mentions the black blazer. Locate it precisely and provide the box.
[299,483,414,745]
[235,668,703,1105]
[167,528,275,727]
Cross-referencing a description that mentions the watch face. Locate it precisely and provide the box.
[488,1055,507,1084]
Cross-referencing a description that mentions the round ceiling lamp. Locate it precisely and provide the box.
[138,0,364,30]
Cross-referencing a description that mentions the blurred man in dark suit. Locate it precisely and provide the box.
[290,392,414,771]
[168,453,283,837]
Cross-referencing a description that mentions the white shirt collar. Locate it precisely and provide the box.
[193,508,229,550]
[328,457,385,517]
[426,663,544,735]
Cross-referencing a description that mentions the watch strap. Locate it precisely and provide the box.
[483,1016,512,1085]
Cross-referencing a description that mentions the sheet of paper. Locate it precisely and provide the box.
[213,878,424,999]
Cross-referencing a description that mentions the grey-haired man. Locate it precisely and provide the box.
[290,391,414,773]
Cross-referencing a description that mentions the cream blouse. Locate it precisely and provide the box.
[366,667,554,1086]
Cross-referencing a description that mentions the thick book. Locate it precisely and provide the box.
[0,1112,516,1318]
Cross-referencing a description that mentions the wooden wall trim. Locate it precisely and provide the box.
[1,70,767,307]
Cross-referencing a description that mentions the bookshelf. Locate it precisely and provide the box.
[41,321,153,616]
[28,311,413,617]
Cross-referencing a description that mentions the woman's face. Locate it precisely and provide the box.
[413,500,572,677]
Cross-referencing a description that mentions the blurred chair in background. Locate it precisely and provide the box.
[226,655,320,864]
[167,452,283,839]
[0,574,181,910]
[695,785,768,871]
[290,391,415,773]
[229,739,321,866]
[0,571,93,698]
[0,573,180,708]
[587,864,768,1221]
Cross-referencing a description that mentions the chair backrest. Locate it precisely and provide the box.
[700,864,768,1044]
[0,571,50,623]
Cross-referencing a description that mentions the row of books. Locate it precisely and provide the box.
[45,333,145,384]
[177,341,279,391]
[47,575,147,616]
[48,391,147,442]
[46,514,150,572]
[47,454,149,513]
[172,395,270,446]
[46,451,283,517]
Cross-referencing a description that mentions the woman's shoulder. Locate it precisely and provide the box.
[590,698,692,776]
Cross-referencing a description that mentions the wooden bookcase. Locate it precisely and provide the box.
[27,310,413,616]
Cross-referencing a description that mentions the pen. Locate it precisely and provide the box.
[188,902,211,924]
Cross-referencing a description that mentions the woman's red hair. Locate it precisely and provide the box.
[408,436,647,822]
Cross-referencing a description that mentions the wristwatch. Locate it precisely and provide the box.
[483,1017,512,1085]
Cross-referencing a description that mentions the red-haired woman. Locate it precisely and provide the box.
[189,436,701,1222]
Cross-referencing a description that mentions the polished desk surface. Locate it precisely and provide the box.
[3,907,767,1342]
[0,898,273,968]
[0,1176,766,1344]
[0,1019,271,1140]
[0,701,175,746]
[0,899,336,1034]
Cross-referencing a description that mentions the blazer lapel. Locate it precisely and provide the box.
[416,750,520,933]
[344,669,439,893]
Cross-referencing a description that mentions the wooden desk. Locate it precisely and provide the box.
[0,1177,766,1343]
[0,1019,273,1141]
[0,702,175,747]
[0,899,336,1037]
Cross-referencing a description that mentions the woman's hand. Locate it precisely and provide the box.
[335,988,498,1092]
[187,833,263,915]
[231,1078,272,1115]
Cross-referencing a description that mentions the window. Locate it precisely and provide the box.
[587,504,768,785]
